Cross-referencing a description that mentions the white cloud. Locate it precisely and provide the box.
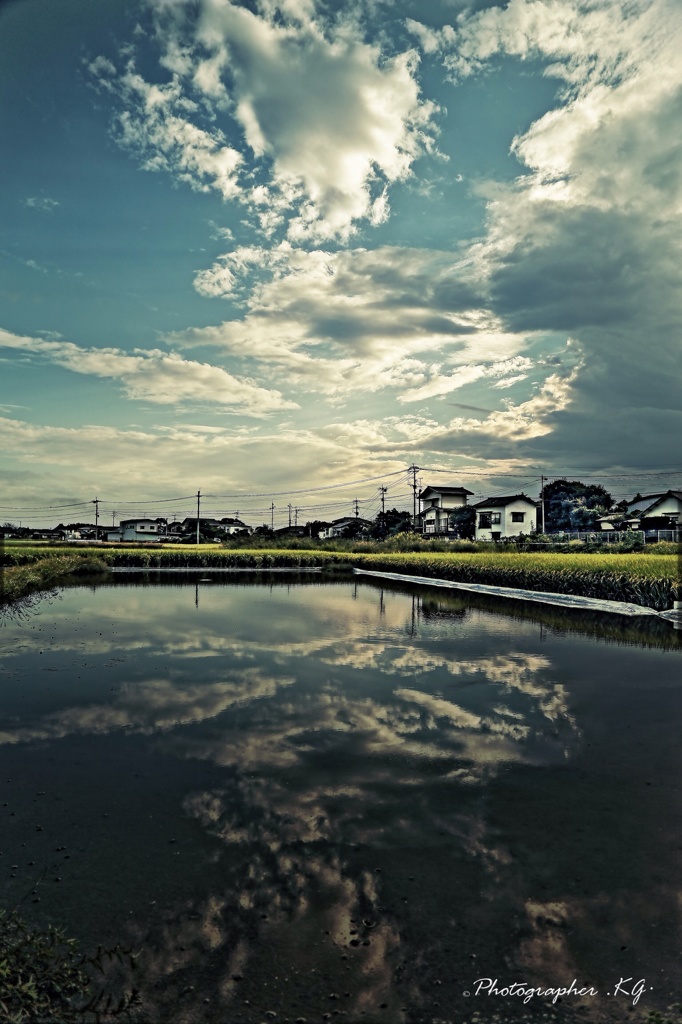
[0,414,411,504]
[399,0,682,465]
[193,0,439,239]
[175,244,537,400]
[22,196,60,212]
[405,18,457,56]
[98,0,438,240]
[0,328,296,415]
[491,374,529,389]
[398,356,533,403]
[89,54,244,200]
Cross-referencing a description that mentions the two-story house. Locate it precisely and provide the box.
[106,518,164,542]
[473,495,538,541]
[419,485,474,536]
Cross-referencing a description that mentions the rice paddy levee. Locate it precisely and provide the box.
[1,544,679,614]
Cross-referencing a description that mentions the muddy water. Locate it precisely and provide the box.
[0,576,681,1023]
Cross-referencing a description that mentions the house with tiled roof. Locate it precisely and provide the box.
[419,485,474,536]
[473,495,538,541]
[318,517,372,539]
[626,491,682,531]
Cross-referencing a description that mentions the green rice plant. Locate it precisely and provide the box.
[2,543,678,610]
[348,551,680,610]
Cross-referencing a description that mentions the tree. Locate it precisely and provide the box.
[304,520,331,538]
[448,505,476,540]
[370,508,412,538]
[338,519,367,539]
[542,479,613,532]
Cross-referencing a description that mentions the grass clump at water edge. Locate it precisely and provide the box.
[0,556,110,605]
[0,906,140,1023]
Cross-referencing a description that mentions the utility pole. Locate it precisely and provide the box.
[540,475,545,534]
[380,486,387,515]
[353,497,360,518]
[288,503,292,528]
[92,497,99,540]
[294,507,299,526]
[270,503,275,530]
[196,490,201,545]
[409,464,419,530]
[111,510,116,527]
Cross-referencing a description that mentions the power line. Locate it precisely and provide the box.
[0,501,93,511]
[203,468,406,500]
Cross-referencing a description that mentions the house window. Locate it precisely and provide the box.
[479,512,501,528]
[511,512,525,522]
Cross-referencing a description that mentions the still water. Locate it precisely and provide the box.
[1,575,681,1023]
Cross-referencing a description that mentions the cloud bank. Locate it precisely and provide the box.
[0,328,296,415]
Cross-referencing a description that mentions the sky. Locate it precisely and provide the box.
[1,0,680,527]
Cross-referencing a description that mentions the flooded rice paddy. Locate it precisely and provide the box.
[1,574,681,1023]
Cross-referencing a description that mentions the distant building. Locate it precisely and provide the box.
[419,485,474,536]
[31,528,67,541]
[274,525,308,538]
[177,517,251,537]
[473,495,538,541]
[318,517,372,539]
[598,491,682,534]
[624,490,682,531]
[107,518,164,542]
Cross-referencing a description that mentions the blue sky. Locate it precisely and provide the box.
[1,0,680,526]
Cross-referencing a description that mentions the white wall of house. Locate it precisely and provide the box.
[475,499,536,541]
[319,517,371,539]
[420,487,471,535]
[422,507,452,534]
[626,494,662,514]
[108,520,163,542]
[643,495,682,519]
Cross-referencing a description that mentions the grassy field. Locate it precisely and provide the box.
[1,542,680,610]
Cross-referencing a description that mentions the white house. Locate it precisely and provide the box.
[319,517,372,539]
[625,491,682,532]
[216,518,251,535]
[473,495,538,541]
[419,485,474,536]
[107,518,164,542]
[599,491,682,532]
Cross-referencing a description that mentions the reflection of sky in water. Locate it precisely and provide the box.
[0,582,577,775]
[1,580,681,1022]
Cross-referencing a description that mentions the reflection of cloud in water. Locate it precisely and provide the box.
[323,645,574,729]
[394,688,483,731]
[125,811,403,1021]
[0,669,293,745]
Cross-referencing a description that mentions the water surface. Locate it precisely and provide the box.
[1,577,681,1023]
